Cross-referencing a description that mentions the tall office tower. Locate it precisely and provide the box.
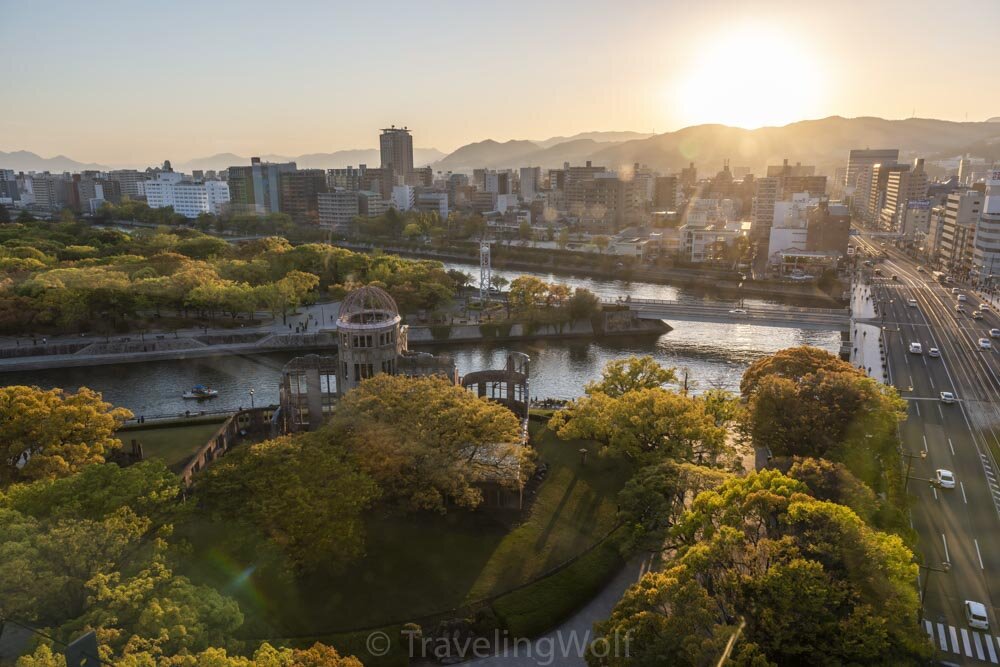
[751,177,780,242]
[379,126,414,194]
[879,158,929,233]
[30,173,71,210]
[938,190,984,274]
[519,167,541,201]
[279,169,328,224]
[865,162,909,226]
[0,169,19,204]
[974,166,1000,283]
[108,169,147,199]
[653,175,679,211]
[845,148,899,195]
[227,157,297,215]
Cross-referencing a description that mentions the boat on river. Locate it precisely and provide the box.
[182,385,219,399]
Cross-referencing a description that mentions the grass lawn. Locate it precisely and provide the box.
[119,417,227,470]
[175,420,633,637]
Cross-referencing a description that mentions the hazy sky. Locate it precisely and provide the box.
[2,0,999,166]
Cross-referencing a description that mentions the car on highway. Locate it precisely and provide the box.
[956,305,966,314]
[928,347,941,358]
[957,294,967,302]
[909,342,922,354]
[935,469,956,489]
[981,303,990,311]
[980,338,992,349]
[940,391,956,404]
[891,274,899,281]
[728,309,748,316]
[991,328,1000,338]
[973,310,984,319]
[917,266,925,272]
[966,601,990,631]
[907,298,918,307]
[952,287,960,294]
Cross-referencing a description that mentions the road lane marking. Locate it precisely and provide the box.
[924,620,933,639]
[915,402,921,417]
[952,626,961,653]
[923,435,929,452]
[976,632,986,660]
[943,533,950,562]
[939,623,948,650]
[961,481,968,503]
[948,437,955,455]
[963,628,973,656]
[932,486,938,500]
[976,539,985,569]
[987,635,997,663]
[939,404,944,419]
[910,373,915,387]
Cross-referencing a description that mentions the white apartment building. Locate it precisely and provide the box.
[767,194,822,259]
[391,184,415,212]
[519,167,541,201]
[974,166,1000,282]
[317,190,359,231]
[415,191,448,220]
[144,172,230,218]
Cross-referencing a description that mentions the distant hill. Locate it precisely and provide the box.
[533,131,654,149]
[178,148,445,172]
[0,150,108,172]
[429,117,1000,175]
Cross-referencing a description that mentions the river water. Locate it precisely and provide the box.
[4,261,839,418]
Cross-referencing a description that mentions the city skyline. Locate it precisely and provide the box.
[2,0,1000,165]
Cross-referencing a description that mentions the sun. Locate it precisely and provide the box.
[670,22,826,129]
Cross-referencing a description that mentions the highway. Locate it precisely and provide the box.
[854,233,1000,664]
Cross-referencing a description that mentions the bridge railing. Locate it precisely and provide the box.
[601,297,848,315]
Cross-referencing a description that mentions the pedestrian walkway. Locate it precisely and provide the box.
[925,619,1000,663]
[850,278,887,383]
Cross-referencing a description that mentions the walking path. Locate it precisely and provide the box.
[461,555,654,666]
[849,278,887,383]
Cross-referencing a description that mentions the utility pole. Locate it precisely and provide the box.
[479,238,491,304]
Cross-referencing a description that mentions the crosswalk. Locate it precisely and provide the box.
[926,620,1000,662]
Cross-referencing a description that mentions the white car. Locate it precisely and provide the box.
[992,328,1000,339]
[917,266,925,272]
[958,294,968,302]
[966,600,990,631]
[729,308,748,315]
[973,310,984,320]
[940,391,956,404]
[935,469,956,489]
[956,305,966,314]
[907,298,918,308]
[909,342,923,354]
[981,303,991,311]
[980,338,992,350]
[928,347,941,358]
[952,287,960,294]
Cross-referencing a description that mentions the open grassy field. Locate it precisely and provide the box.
[119,417,227,470]
[175,420,633,638]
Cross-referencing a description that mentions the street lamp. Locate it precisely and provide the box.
[248,388,255,410]
[919,561,951,611]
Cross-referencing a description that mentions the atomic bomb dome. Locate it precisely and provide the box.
[337,285,400,327]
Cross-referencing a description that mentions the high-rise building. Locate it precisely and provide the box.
[654,175,680,212]
[519,167,541,201]
[938,190,984,275]
[751,177,780,242]
[279,169,328,224]
[379,126,414,194]
[317,190,360,232]
[391,184,415,211]
[845,148,899,196]
[879,159,928,233]
[0,169,20,205]
[767,159,826,200]
[30,173,72,211]
[974,166,1000,283]
[680,162,697,187]
[806,201,851,255]
[864,163,909,226]
[108,169,147,200]
[415,191,449,219]
[144,172,230,218]
[227,157,296,215]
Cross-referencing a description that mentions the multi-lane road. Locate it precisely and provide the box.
[854,233,1000,664]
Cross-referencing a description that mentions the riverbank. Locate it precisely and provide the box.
[336,240,847,307]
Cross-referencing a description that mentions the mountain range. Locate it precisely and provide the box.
[3,119,999,176]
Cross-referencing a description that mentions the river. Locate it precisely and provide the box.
[4,262,839,418]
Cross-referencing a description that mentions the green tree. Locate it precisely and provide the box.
[740,345,861,397]
[327,374,530,512]
[567,287,600,321]
[507,275,549,315]
[592,235,610,254]
[0,385,132,485]
[197,435,379,572]
[0,204,10,224]
[584,355,676,397]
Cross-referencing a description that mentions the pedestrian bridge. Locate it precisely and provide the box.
[604,298,850,330]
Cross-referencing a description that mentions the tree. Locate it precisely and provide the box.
[0,386,133,485]
[549,387,727,464]
[507,275,549,314]
[0,204,10,224]
[740,345,861,397]
[567,287,600,321]
[584,355,676,397]
[591,471,931,666]
[197,435,380,572]
[592,235,610,254]
[777,456,879,524]
[326,374,530,512]
[17,641,363,667]
[518,220,532,241]
[557,228,570,249]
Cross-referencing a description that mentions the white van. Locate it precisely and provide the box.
[909,342,923,354]
[966,600,990,630]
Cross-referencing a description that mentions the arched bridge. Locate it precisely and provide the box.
[605,298,850,330]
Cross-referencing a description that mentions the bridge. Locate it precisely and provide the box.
[605,298,850,330]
